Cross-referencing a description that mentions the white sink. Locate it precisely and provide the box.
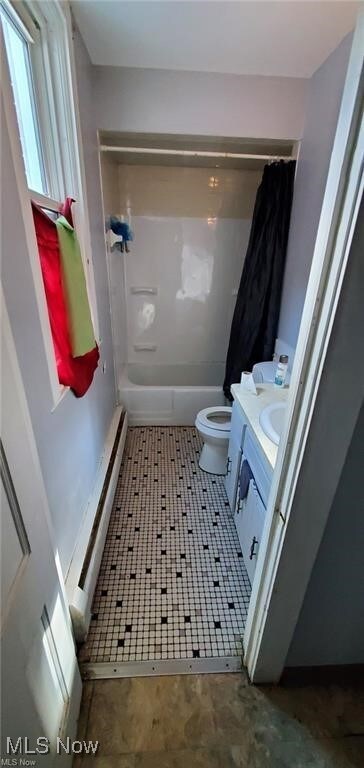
[259,401,287,445]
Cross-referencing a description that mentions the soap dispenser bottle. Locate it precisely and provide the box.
[274,355,289,387]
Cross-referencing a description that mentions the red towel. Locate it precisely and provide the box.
[60,196,75,226]
[32,202,99,397]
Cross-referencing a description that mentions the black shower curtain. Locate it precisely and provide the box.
[223,160,296,400]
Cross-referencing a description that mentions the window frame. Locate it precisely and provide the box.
[1,0,100,406]
[1,2,47,194]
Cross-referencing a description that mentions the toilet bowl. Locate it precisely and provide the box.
[195,406,232,475]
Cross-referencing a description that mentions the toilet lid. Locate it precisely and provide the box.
[197,406,232,432]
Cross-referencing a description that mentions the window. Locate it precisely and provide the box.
[1,0,100,402]
[1,4,46,193]
[1,0,83,202]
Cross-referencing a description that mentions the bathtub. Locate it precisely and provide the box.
[119,363,226,425]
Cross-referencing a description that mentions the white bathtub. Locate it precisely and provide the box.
[119,363,226,425]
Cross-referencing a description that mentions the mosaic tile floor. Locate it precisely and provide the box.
[79,427,251,669]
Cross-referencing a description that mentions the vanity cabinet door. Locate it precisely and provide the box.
[239,480,266,586]
[234,482,247,543]
[224,438,241,511]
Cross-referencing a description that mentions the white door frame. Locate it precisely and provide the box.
[244,13,364,683]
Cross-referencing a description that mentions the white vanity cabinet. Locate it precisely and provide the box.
[227,385,284,587]
[224,402,247,511]
[233,426,273,586]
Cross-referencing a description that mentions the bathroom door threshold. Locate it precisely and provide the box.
[81,655,243,680]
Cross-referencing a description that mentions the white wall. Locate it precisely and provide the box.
[1,29,116,576]
[92,66,308,140]
[278,33,353,351]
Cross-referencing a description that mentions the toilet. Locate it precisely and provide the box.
[195,406,232,475]
[195,360,291,475]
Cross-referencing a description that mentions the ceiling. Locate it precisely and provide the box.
[71,1,359,78]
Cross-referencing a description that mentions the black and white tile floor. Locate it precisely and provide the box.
[79,427,251,671]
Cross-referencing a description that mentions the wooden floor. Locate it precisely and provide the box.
[74,671,364,767]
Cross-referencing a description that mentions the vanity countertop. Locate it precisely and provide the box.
[231,382,289,471]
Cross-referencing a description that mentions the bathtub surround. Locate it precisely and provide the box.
[124,215,251,367]
[102,163,262,416]
[79,427,251,674]
[117,164,261,220]
[224,161,296,400]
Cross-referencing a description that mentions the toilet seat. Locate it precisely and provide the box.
[196,406,232,433]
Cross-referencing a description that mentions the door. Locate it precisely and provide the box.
[239,479,266,585]
[1,302,82,765]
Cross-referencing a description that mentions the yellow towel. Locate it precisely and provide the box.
[56,216,95,357]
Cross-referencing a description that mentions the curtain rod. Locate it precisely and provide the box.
[99,145,294,162]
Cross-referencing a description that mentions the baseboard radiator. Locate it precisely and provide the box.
[66,407,127,643]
